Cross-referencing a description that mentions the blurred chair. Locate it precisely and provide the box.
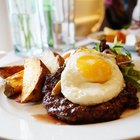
[75,0,105,37]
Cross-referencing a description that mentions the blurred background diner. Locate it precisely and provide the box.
[0,0,139,56]
[75,0,139,37]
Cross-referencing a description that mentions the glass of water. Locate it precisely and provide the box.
[43,0,75,53]
[8,0,44,56]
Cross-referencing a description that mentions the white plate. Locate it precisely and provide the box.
[0,55,140,140]
[88,32,136,51]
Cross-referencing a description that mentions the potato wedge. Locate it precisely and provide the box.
[4,70,23,97]
[62,52,71,60]
[21,58,50,103]
[52,80,61,95]
[0,66,24,79]
[40,50,64,73]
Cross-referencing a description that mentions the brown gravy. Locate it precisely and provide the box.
[33,114,66,125]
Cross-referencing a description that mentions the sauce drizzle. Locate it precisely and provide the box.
[33,114,66,125]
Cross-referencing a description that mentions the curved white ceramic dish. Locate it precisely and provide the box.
[0,54,140,140]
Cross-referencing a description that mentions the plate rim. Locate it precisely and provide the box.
[0,52,140,140]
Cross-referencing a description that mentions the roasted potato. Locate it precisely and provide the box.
[21,58,50,103]
[40,50,64,73]
[0,66,24,79]
[52,80,61,95]
[4,70,23,97]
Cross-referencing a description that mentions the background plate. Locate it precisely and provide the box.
[88,31,136,51]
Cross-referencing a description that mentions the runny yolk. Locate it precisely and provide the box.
[77,55,112,83]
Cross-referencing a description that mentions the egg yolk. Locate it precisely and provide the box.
[77,55,112,83]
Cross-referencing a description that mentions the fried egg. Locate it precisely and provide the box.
[61,48,125,105]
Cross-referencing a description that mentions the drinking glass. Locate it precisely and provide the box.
[8,0,44,56]
[43,0,75,53]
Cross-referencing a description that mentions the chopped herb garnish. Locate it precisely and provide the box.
[93,39,140,91]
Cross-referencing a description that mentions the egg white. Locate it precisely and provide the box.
[61,49,125,105]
